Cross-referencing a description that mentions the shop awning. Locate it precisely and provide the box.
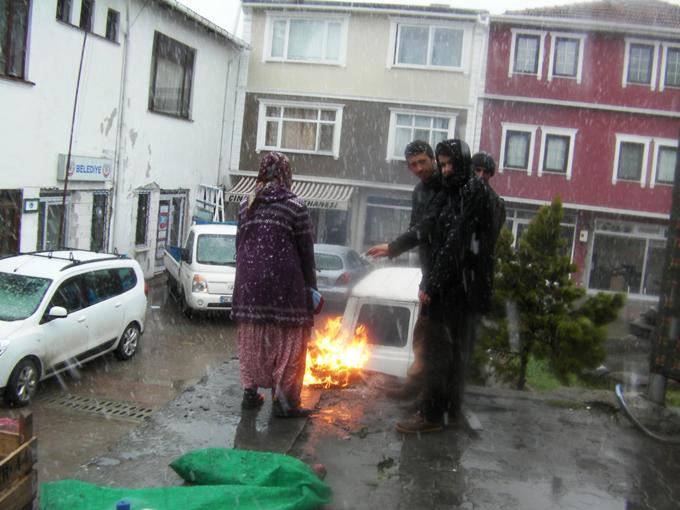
[226,177,354,211]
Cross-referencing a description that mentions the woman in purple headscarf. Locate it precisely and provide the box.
[232,152,317,417]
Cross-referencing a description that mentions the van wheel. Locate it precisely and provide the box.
[181,291,193,318]
[4,359,39,407]
[115,323,140,361]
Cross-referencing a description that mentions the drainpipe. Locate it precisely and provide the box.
[109,1,131,253]
[217,53,242,187]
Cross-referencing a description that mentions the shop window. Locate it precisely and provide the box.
[505,207,575,259]
[363,196,411,254]
[90,193,108,252]
[387,110,455,161]
[148,31,195,119]
[1,0,31,79]
[257,100,343,157]
[135,193,150,246]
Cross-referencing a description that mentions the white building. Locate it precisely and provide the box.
[0,0,248,277]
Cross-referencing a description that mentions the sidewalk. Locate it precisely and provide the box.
[71,361,680,510]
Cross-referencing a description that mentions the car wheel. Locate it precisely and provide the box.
[4,358,39,407]
[114,323,140,361]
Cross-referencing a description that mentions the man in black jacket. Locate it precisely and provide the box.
[367,140,441,397]
[396,139,494,434]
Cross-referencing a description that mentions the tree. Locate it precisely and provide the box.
[477,197,624,390]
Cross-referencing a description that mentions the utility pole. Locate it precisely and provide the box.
[648,126,680,405]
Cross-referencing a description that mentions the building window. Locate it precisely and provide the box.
[613,134,651,186]
[514,34,540,74]
[588,220,666,297]
[387,110,456,161]
[148,32,195,119]
[105,9,119,42]
[500,124,538,174]
[90,192,108,252]
[79,0,94,31]
[56,0,71,22]
[651,141,677,186]
[266,14,348,65]
[392,22,465,70]
[661,44,680,90]
[135,193,150,246]
[623,39,659,90]
[1,0,31,79]
[505,207,576,259]
[548,33,585,83]
[256,100,344,157]
[538,127,577,179]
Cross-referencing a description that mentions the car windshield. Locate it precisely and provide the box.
[0,272,52,321]
[196,234,236,265]
[315,253,344,271]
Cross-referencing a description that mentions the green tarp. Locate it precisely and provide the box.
[40,448,332,510]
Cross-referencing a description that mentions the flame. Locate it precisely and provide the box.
[304,316,370,388]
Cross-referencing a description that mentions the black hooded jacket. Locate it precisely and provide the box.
[386,170,442,287]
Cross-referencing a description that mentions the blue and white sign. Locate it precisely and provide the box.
[57,154,113,182]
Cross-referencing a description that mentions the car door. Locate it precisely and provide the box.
[41,276,90,371]
[80,269,125,351]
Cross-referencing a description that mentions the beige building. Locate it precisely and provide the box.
[231,1,489,252]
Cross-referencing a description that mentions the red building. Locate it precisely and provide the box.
[478,0,680,303]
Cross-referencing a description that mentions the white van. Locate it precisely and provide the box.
[340,266,421,378]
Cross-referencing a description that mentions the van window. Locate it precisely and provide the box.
[80,269,122,305]
[196,234,236,265]
[116,267,138,292]
[184,231,195,264]
[0,273,52,321]
[357,304,410,348]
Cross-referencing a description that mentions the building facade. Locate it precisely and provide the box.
[479,0,680,302]
[235,0,489,255]
[0,0,247,276]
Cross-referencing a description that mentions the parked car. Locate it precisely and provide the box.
[339,266,421,378]
[0,250,147,407]
[164,222,237,317]
[314,244,372,305]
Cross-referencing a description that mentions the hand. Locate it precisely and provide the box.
[418,290,431,305]
[366,244,389,258]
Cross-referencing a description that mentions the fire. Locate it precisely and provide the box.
[304,316,370,388]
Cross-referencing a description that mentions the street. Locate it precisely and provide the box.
[0,275,238,484]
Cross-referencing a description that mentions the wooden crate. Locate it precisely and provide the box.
[0,412,37,510]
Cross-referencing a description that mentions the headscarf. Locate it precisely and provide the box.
[247,152,293,211]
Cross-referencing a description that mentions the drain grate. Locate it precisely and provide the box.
[45,394,154,423]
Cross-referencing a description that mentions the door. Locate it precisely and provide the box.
[155,193,186,272]
[37,197,67,251]
[0,190,21,255]
[90,192,109,252]
[42,277,90,371]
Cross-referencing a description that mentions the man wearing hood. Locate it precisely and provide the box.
[367,140,441,398]
[396,139,493,434]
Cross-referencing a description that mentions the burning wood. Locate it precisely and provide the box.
[304,316,370,388]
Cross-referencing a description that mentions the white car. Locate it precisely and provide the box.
[0,250,147,407]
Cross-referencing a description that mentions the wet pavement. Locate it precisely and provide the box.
[68,360,680,509]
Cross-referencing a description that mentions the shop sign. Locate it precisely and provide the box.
[57,154,113,182]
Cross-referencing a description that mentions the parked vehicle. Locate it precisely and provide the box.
[314,244,372,305]
[164,222,237,317]
[339,266,421,378]
[0,250,147,407]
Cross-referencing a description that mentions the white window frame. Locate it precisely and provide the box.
[263,11,349,66]
[499,123,539,175]
[650,137,678,188]
[622,38,660,91]
[547,32,586,84]
[385,108,457,162]
[612,133,651,186]
[387,17,471,73]
[537,126,577,180]
[256,99,344,158]
[660,42,680,91]
[509,29,547,80]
